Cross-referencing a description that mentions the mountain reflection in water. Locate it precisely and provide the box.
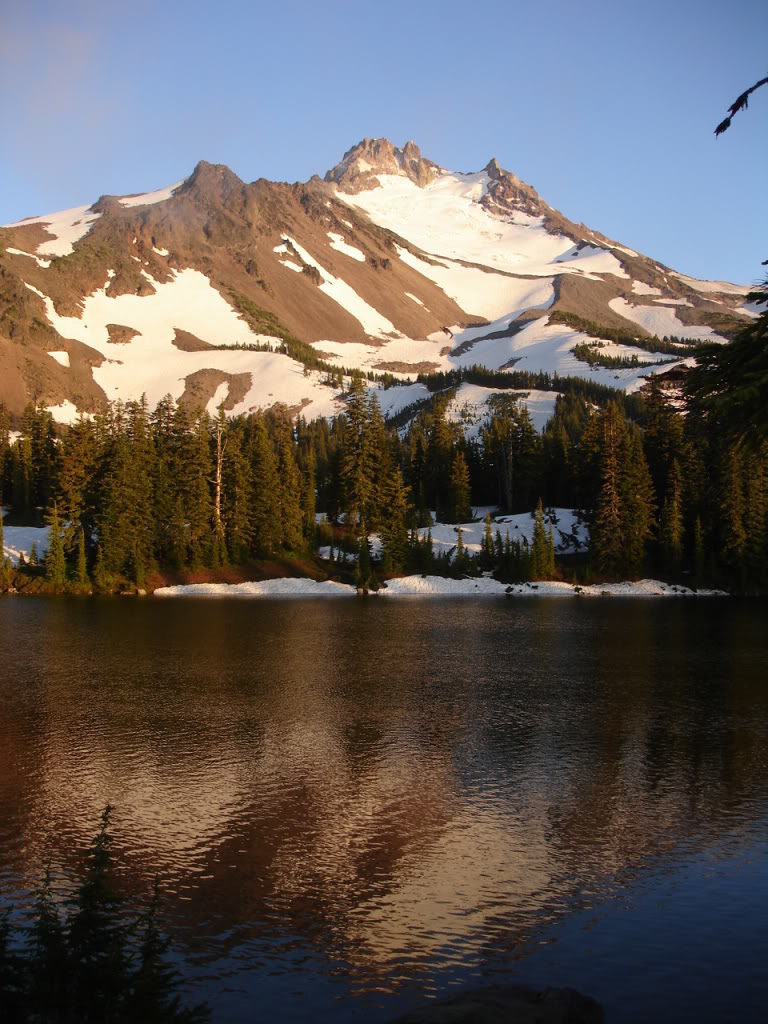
[1,597,766,1022]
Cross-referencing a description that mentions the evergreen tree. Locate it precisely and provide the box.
[721,444,747,571]
[693,514,706,585]
[449,449,472,524]
[744,445,767,580]
[222,422,252,563]
[660,458,684,573]
[341,374,375,532]
[76,525,89,586]
[380,466,410,572]
[300,439,317,544]
[67,806,130,1023]
[592,404,625,576]
[125,880,210,1024]
[620,428,655,576]
[249,415,280,557]
[93,545,110,592]
[532,499,548,581]
[273,415,303,551]
[480,512,494,570]
[27,865,69,1020]
[45,501,67,591]
[426,400,454,520]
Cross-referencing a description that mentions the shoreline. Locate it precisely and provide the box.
[152,575,728,599]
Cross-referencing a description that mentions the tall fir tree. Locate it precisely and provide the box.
[592,404,626,576]
[449,449,472,524]
[660,458,684,574]
[45,501,67,591]
[620,428,655,576]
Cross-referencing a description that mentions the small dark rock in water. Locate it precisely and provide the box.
[392,984,605,1023]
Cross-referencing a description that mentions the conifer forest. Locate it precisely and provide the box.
[2,352,767,595]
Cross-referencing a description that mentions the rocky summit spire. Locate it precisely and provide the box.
[325,138,440,191]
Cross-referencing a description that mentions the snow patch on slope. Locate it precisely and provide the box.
[609,297,725,342]
[25,269,341,420]
[118,181,183,208]
[670,272,751,296]
[340,171,567,273]
[5,247,52,268]
[282,236,399,339]
[445,383,558,437]
[327,232,365,261]
[339,171,626,283]
[47,400,82,424]
[396,244,555,321]
[3,204,101,257]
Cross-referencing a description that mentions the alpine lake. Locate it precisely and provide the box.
[1,595,766,1022]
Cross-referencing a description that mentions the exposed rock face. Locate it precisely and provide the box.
[0,137,752,421]
[326,137,441,191]
[391,984,605,1024]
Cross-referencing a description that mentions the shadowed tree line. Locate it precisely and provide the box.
[1,338,767,593]
[0,806,209,1024]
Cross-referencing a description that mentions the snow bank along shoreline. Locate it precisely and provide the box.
[153,576,726,599]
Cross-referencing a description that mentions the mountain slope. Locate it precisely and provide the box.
[0,139,755,424]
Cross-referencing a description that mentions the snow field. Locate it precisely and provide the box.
[452,317,675,392]
[3,204,102,257]
[47,351,70,368]
[153,575,725,599]
[24,269,342,422]
[420,508,588,560]
[609,298,726,342]
[670,272,751,296]
[339,171,626,285]
[327,232,365,261]
[5,247,52,268]
[154,578,356,598]
[395,244,555,321]
[118,181,184,208]
[280,236,399,339]
[444,383,559,438]
[2,524,50,566]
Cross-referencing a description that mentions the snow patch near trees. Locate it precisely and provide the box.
[422,508,588,559]
[25,269,342,421]
[151,575,725,599]
[608,298,726,342]
[46,400,82,424]
[155,578,356,598]
[445,383,559,438]
[2,525,50,566]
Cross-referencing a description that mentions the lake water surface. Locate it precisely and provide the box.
[1,596,767,1021]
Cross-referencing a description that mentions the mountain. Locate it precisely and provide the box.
[0,138,756,425]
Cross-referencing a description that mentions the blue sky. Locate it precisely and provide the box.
[1,0,766,283]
